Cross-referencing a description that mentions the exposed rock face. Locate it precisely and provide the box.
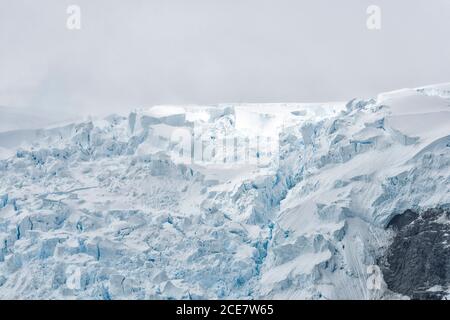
[380,208,450,300]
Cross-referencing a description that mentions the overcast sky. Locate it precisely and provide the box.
[1,0,449,118]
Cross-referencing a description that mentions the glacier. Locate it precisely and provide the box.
[0,84,449,299]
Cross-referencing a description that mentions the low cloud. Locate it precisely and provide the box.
[1,0,449,119]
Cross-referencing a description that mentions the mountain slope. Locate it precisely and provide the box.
[0,84,449,299]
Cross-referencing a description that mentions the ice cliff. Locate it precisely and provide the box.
[0,84,449,299]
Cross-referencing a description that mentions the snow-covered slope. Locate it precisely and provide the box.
[0,106,70,134]
[0,84,449,299]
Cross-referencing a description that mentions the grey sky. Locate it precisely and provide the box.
[1,0,449,118]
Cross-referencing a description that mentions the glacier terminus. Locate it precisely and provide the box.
[0,84,449,300]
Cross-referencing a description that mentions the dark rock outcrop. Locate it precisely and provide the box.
[380,207,450,300]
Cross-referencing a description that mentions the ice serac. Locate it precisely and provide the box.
[0,84,449,299]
